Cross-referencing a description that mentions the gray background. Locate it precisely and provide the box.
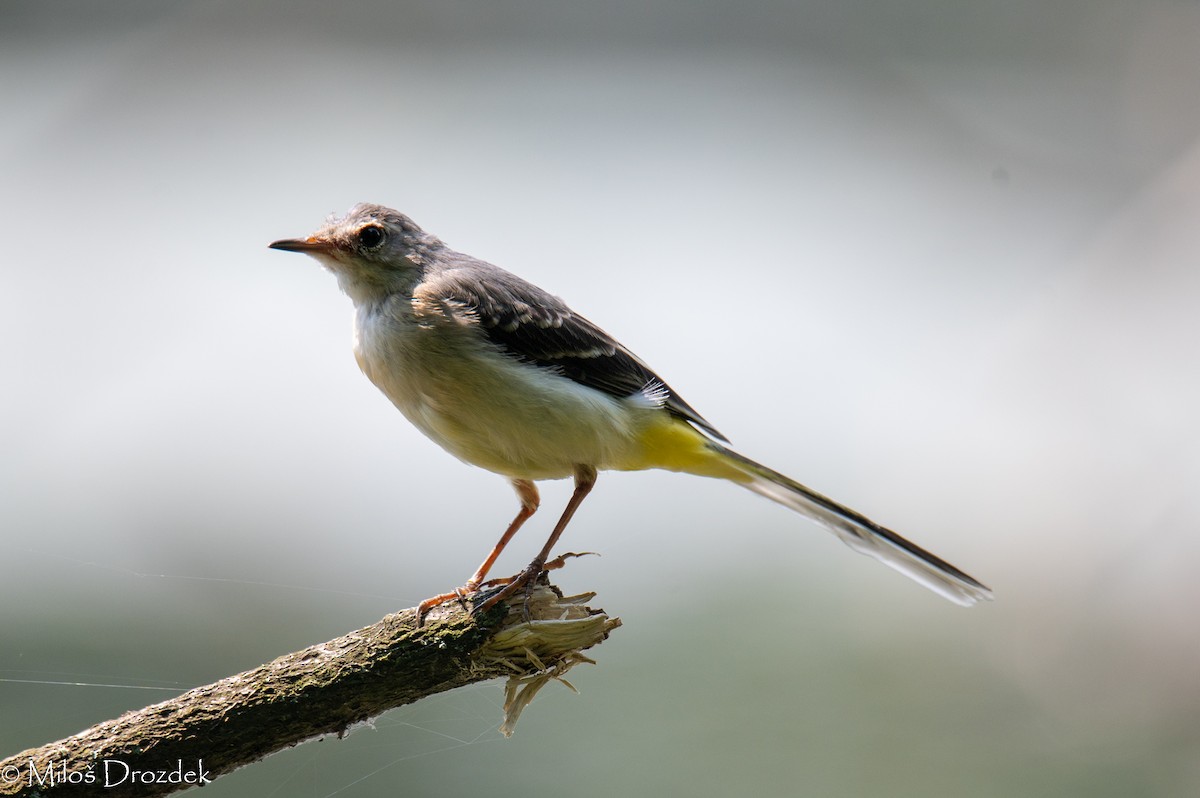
[3,1,1198,795]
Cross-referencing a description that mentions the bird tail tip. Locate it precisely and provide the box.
[714,446,993,607]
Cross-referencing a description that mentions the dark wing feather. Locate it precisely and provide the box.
[425,260,728,442]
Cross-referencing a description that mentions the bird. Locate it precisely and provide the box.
[269,203,992,615]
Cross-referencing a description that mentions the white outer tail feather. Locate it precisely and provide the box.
[717,447,993,607]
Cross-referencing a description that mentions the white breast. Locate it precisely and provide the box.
[352,295,647,480]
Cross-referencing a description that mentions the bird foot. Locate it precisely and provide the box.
[417,552,599,625]
[416,584,477,625]
[472,551,598,616]
[472,562,543,616]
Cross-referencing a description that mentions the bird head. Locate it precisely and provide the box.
[270,204,440,300]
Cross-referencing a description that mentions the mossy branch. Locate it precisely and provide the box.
[0,581,619,798]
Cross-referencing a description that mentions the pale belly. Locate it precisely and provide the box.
[354,307,651,480]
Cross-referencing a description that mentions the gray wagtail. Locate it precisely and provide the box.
[270,204,992,614]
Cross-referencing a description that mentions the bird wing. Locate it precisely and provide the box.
[420,260,728,442]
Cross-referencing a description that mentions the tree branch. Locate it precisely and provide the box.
[0,580,619,797]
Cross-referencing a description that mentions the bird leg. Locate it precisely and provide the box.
[475,465,597,614]
[417,479,539,622]
[466,479,540,587]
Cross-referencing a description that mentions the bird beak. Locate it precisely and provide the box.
[268,236,333,253]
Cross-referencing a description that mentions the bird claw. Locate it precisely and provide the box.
[542,551,599,571]
[419,551,598,624]
[415,582,478,626]
[472,562,542,616]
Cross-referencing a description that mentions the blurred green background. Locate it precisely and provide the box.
[3,1,1198,795]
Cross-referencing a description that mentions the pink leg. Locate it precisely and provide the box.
[476,465,597,613]
[417,479,539,621]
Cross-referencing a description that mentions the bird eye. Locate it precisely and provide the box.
[357,225,386,250]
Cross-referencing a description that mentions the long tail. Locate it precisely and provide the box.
[715,446,993,606]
